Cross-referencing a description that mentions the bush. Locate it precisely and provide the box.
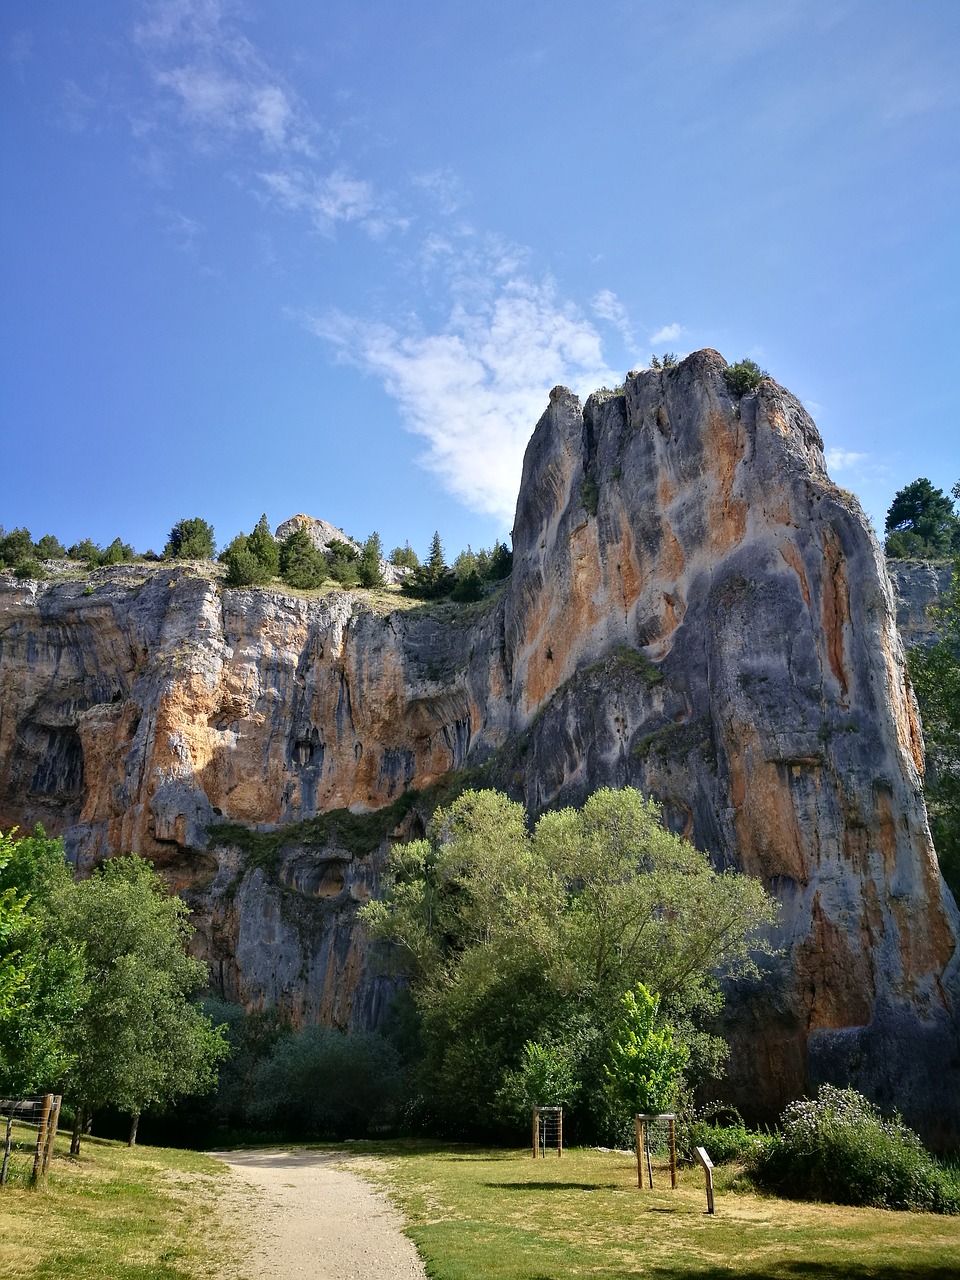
[248,1026,403,1139]
[678,1105,767,1165]
[723,358,768,396]
[164,517,215,561]
[13,559,46,581]
[0,527,35,566]
[451,570,484,602]
[68,538,103,566]
[279,528,328,590]
[750,1085,960,1213]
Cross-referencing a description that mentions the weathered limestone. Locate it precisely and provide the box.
[1,350,957,1140]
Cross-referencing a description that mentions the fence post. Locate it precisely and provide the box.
[557,1107,562,1158]
[41,1096,62,1175]
[669,1116,677,1189]
[532,1107,539,1159]
[31,1095,53,1184]
[0,1114,13,1187]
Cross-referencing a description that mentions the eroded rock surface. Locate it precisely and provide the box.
[1,350,957,1140]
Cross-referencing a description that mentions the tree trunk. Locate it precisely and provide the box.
[84,1111,93,1134]
[128,1112,140,1147]
[70,1107,84,1157]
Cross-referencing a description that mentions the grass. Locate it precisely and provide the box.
[0,1124,243,1280]
[361,1143,960,1279]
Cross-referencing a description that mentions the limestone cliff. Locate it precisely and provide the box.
[1,350,958,1141]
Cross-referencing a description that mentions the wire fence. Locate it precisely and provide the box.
[634,1113,677,1189]
[0,1095,62,1186]
[531,1106,563,1158]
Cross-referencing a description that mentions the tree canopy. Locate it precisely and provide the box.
[0,828,85,1097]
[53,854,228,1148]
[363,787,777,1139]
[164,517,216,561]
[885,479,960,560]
[910,548,960,897]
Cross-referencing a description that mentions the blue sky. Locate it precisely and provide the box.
[2,0,958,561]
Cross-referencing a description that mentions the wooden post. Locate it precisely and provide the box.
[695,1145,715,1215]
[31,1095,53,1184]
[0,1115,13,1186]
[669,1117,677,1189]
[532,1107,539,1159]
[634,1114,642,1187]
[557,1107,562,1158]
[42,1096,62,1175]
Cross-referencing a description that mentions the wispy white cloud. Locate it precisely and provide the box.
[650,322,683,345]
[159,207,204,253]
[591,289,635,346]
[56,79,97,134]
[826,447,869,472]
[412,168,468,215]
[305,264,618,523]
[6,30,32,72]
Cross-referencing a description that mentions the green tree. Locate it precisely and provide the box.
[604,983,688,1115]
[651,353,678,370]
[246,514,280,578]
[885,478,960,559]
[486,540,513,581]
[100,537,134,565]
[327,539,360,587]
[723,358,768,396]
[405,532,455,599]
[68,538,103,566]
[363,787,777,1139]
[390,543,420,570]
[0,528,35,567]
[164,517,216,561]
[358,532,386,588]
[451,571,484,602]
[55,855,228,1151]
[279,527,328,590]
[0,829,85,1096]
[35,534,67,559]
[910,534,960,897]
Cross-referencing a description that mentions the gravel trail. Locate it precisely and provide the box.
[210,1148,427,1280]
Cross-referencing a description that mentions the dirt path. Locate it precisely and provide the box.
[210,1148,427,1280]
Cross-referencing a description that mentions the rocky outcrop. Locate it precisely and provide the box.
[887,560,953,649]
[1,350,958,1142]
[274,513,407,586]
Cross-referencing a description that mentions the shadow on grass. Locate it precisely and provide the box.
[484,1181,622,1192]
[634,1268,960,1279]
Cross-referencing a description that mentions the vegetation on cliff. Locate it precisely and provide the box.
[885,478,960,560]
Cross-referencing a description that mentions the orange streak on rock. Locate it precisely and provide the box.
[820,529,851,701]
[780,543,811,608]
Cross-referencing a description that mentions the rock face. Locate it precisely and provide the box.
[887,560,953,649]
[1,350,958,1142]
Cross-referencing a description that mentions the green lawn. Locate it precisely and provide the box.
[0,1126,242,1280]
[365,1143,960,1279]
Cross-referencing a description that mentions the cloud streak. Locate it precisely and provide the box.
[307,266,619,523]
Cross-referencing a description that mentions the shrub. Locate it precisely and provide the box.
[723,358,768,396]
[750,1085,960,1213]
[13,559,46,581]
[164,517,215,561]
[0,527,35,566]
[451,570,484,602]
[358,532,385,588]
[279,528,328,589]
[246,514,279,578]
[678,1105,767,1165]
[35,534,66,559]
[68,538,103,566]
[222,536,271,587]
[248,1026,403,1139]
